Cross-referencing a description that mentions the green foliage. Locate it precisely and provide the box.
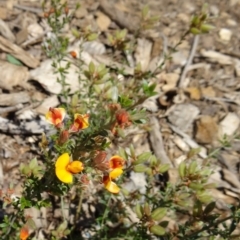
[1,1,239,240]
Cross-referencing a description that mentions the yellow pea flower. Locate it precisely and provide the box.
[103,168,123,194]
[69,113,89,133]
[45,107,66,128]
[55,153,84,183]
[102,155,125,194]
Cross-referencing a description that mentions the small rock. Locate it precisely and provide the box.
[234,60,240,77]
[0,7,8,20]
[75,6,88,19]
[27,23,44,38]
[161,73,179,92]
[16,28,28,45]
[168,103,200,132]
[173,136,189,152]
[96,11,111,31]
[195,116,218,144]
[210,5,219,16]
[184,87,201,100]
[82,41,106,55]
[171,50,188,66]
[200,86,216,98]
[227,19,237,26]
[219,112,240,136]
[219,28,232,42]
[135,38,152,71]
[177,13,189,23]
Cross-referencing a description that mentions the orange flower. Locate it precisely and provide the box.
[45,107,66,128]
[115,109,131,128]
[109,155,125,169]
[20,226,29,240]
[55,153,84,183]
[70,51,77,58]
[103,155,125,194]
[69,113,89,133]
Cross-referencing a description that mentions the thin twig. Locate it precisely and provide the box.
[149,116,173,167]
[13,4,42,14]
[76,189,84,222]
[178,35,200,88]
[185,215,236,239]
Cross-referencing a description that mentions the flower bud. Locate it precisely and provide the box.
[58,130,69,145]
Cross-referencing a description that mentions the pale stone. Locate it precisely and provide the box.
[219,113,240,136]
[219,28,232,42]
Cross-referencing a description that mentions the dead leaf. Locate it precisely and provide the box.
[0,60,29,90]
[0,92,30,106]
[96,11,111,31]
[200,86,216,98]
[0,19,15,42]
[100,0,140,32]
[0,36,39,68]
[29,59,82,94]
[134,38,152,71]
[167,103,200,132]
[161,73,179,92]
[195,116,219,144]
[184,87,201,100]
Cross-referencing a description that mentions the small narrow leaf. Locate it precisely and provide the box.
[7,54,22,66]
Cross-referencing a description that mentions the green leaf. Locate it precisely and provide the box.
[87,33,98,41]
[178,161,186,178]
[151,208,167,221]
[189,182,204,190]
[158,164,170,173]
[29,158,38,169]
[7,54,22,66]
[149,225,165,236]
[141,5,149,19]
[133,164,147,173]
[134,152,151,165]
[203,201,216,215]
[89,61,95,75]
[135,203,143,219]
[190,27,201,35]
[188,161,197,174]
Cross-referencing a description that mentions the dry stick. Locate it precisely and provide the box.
[13,4,42,14]
[149,116,173,167]
[178,35,200,88]
[0,104,23,114]
[76,189,84,222]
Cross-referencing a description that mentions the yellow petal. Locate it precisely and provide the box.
[109,168,123,180]
[58,108,66,119]
[56,168,73,183]
[67,161,84,174]
[105,180,120,194]
[56,153,70,168]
